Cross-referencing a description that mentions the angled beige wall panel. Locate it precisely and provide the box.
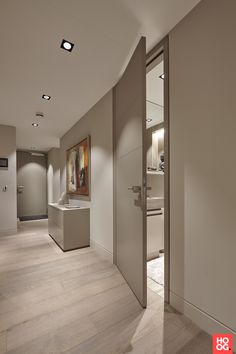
[169,0,236,336]
[0,125,17,235]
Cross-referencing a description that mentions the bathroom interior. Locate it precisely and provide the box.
[146,54,165,297]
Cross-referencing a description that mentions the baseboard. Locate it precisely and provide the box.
[0,228,17,236]
[170,291,236,342]
[90,239,113,263]
[19,214,48,221]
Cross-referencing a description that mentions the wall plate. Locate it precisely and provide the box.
[0,158,8,168]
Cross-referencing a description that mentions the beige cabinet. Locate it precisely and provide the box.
[48,203,90,251]
[147,209,164,260]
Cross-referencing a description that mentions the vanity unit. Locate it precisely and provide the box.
[48,203,90,251]
[146,170,164,260]
[147,207,164,260]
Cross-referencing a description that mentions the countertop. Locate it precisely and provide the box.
[48,203,90,211]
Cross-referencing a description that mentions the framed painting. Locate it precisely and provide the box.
[66,136,90,196]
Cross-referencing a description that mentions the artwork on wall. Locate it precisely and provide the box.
[66,136,90,196]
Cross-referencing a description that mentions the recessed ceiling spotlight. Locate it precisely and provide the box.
[42,94,51,100]
[159,74,165,80]
[32,123,39,127]
[31,152,45,157]
[36,112,44,118]
[146,118,152,123]
[61,39,74,52]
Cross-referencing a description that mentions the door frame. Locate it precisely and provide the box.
[146,36,170,303]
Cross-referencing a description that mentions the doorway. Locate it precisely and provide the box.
[17,150,48,221]
[146,38,169,303]
[146,54,165,298]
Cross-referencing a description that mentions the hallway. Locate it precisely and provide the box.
[0,221,211,354]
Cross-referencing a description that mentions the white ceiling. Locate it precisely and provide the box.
[146,60,164,128]
[147,61,164,107]
[0,0,201,151]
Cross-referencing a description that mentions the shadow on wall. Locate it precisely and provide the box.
[47,147,60,204]
[59,90,113,256]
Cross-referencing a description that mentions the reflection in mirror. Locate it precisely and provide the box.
[146,101,163,129]
[147,125,164,173]
[146,56,164,129]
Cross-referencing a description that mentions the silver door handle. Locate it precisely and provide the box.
[128,186,141,193]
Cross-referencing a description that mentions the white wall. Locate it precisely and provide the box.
[60,90,113,260]
[47,148,60,204]
[169,0,236,336]
[0,125,17,235]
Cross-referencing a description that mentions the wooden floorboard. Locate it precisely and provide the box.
[0,220,212,353]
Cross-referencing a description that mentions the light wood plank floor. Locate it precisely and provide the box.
[0,220,212,354]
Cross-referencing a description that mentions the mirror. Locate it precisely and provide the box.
[146,125,164,173]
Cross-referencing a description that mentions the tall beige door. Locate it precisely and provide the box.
[114,37,147,307]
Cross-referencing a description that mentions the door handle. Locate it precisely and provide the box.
[128,186,141,193]
[17,186,24,194]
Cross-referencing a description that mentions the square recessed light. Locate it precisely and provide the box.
[61,39,74,52]
[32,123,39,127]
[42,94,51,100]
[159,74,165,80]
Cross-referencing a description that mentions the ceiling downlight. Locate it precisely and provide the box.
[61,39,74,52]
[42,94,51,100]
[36,112,44,119]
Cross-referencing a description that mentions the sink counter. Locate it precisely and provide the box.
[147,197,164,210]
[48,203,90,251]
[49,203,89,211]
